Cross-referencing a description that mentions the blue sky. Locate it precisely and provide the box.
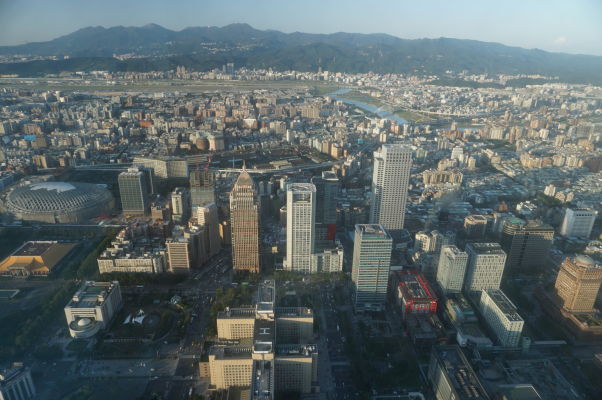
[0,0,601,55]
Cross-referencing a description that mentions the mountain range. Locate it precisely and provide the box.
[1,23,601,84]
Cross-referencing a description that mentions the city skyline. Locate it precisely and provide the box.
[0,0,601,55]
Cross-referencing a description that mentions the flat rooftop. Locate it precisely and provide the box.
[275,307,313,318]
[209,345,253,360]
[398,271,436,301]
[250,360,274,400]
[276,344,318,356]
[483,289,523,322]
[253,319,275,353]
[356,224,391,239]
[66,281,119,309]
[12,241,55,256]
[432,346,489,400]
[468,242,505,255]
[217,307,256,319]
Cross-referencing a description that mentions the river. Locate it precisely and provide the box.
[327,88,408,124]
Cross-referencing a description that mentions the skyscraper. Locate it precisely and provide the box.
[436,245,469,294]
[560,208,597,239]
[369,144,412,232]
[197,202,221,258]
[463,243,507,294]
[118,167,151,216]
[554,255,602,313]
[311,171,339,245]
[190,168,215,207]
[285,183,316,274]
[230,170,260,273]
[352,224,393,312]
[170,187,190,222]
[500,219,554,273]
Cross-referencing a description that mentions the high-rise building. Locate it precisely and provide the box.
[463,215,488,239]
[479,289,524,347]
[190,168,215,207]
[166,237,192,274]
[311,171,339,245]
[196,202,221,258]
[436,245,469,294]
[230,170,260,273]
[500,219,553,273]
[170,187,190,222]
[204,280,318,397]
[285,183,316,274]
[560,208,597,239]
[428,345,490,400]
[0,363,36,400]
[352,224,393,312]
[369,144,412,232]
[554,255,602,313]
[463,243,507,294]
[118,167,151,215]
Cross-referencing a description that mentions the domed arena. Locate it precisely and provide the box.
[6,182,114,224]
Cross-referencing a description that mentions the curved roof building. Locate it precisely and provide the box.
[6,182,114,224]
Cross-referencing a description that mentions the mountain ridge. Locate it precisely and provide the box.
[0,23,601,84]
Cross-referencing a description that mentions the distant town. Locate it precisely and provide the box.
[0,63,601,400]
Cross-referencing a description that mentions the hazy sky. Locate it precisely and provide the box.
[0,0,601,55]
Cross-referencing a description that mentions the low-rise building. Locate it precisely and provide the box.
[64,281,123,338]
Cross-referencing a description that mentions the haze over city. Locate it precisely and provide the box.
[0,1,602,400]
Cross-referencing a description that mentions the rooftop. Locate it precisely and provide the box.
[483,289,523,322]
[66,281,119,309]
[398,270,437,302]
[432,345,489,400]
[356,224,391,239]
[12,241,55,256]
[467,242,505,255]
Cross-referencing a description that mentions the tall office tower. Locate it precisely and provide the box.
[190,168,215,207]
[352,224,393,312]
[118,167,151,216]
[463,243,507,295]
[166,237,191,273]
[311,171,339,245]
[479,289,524,347]
[463,215,488,239]
[229,170,261,273]
[0,363,37,400]
[197,202,221,257]
[285,183,316,274]
[436,245,469,294]
[369,144,412,232]
[500,218,553,273]
[554,255,602,312]
[415,230,454,278]
[560,208,597,239]
[170,187,190,222]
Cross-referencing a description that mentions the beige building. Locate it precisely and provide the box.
[204,281,318,397]
[230,170,261,273]
[555,255,602,313]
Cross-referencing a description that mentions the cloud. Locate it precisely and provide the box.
[553,36,568,45]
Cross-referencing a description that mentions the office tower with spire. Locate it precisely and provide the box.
[284,183,316,274]
[190,168,215,207]
[352,224,393,312]
[463,243,507,295]
[229,169,260,273]
[118,166,151,216]
[369,144,413,232]
[554,255,602,313]
[311,171,340,246]
[436,245,469,294]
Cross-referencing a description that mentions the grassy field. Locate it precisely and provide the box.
[393,109,429,123]
[0,77,338,93]
[337,90,384,107]
[312,84,342,96]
